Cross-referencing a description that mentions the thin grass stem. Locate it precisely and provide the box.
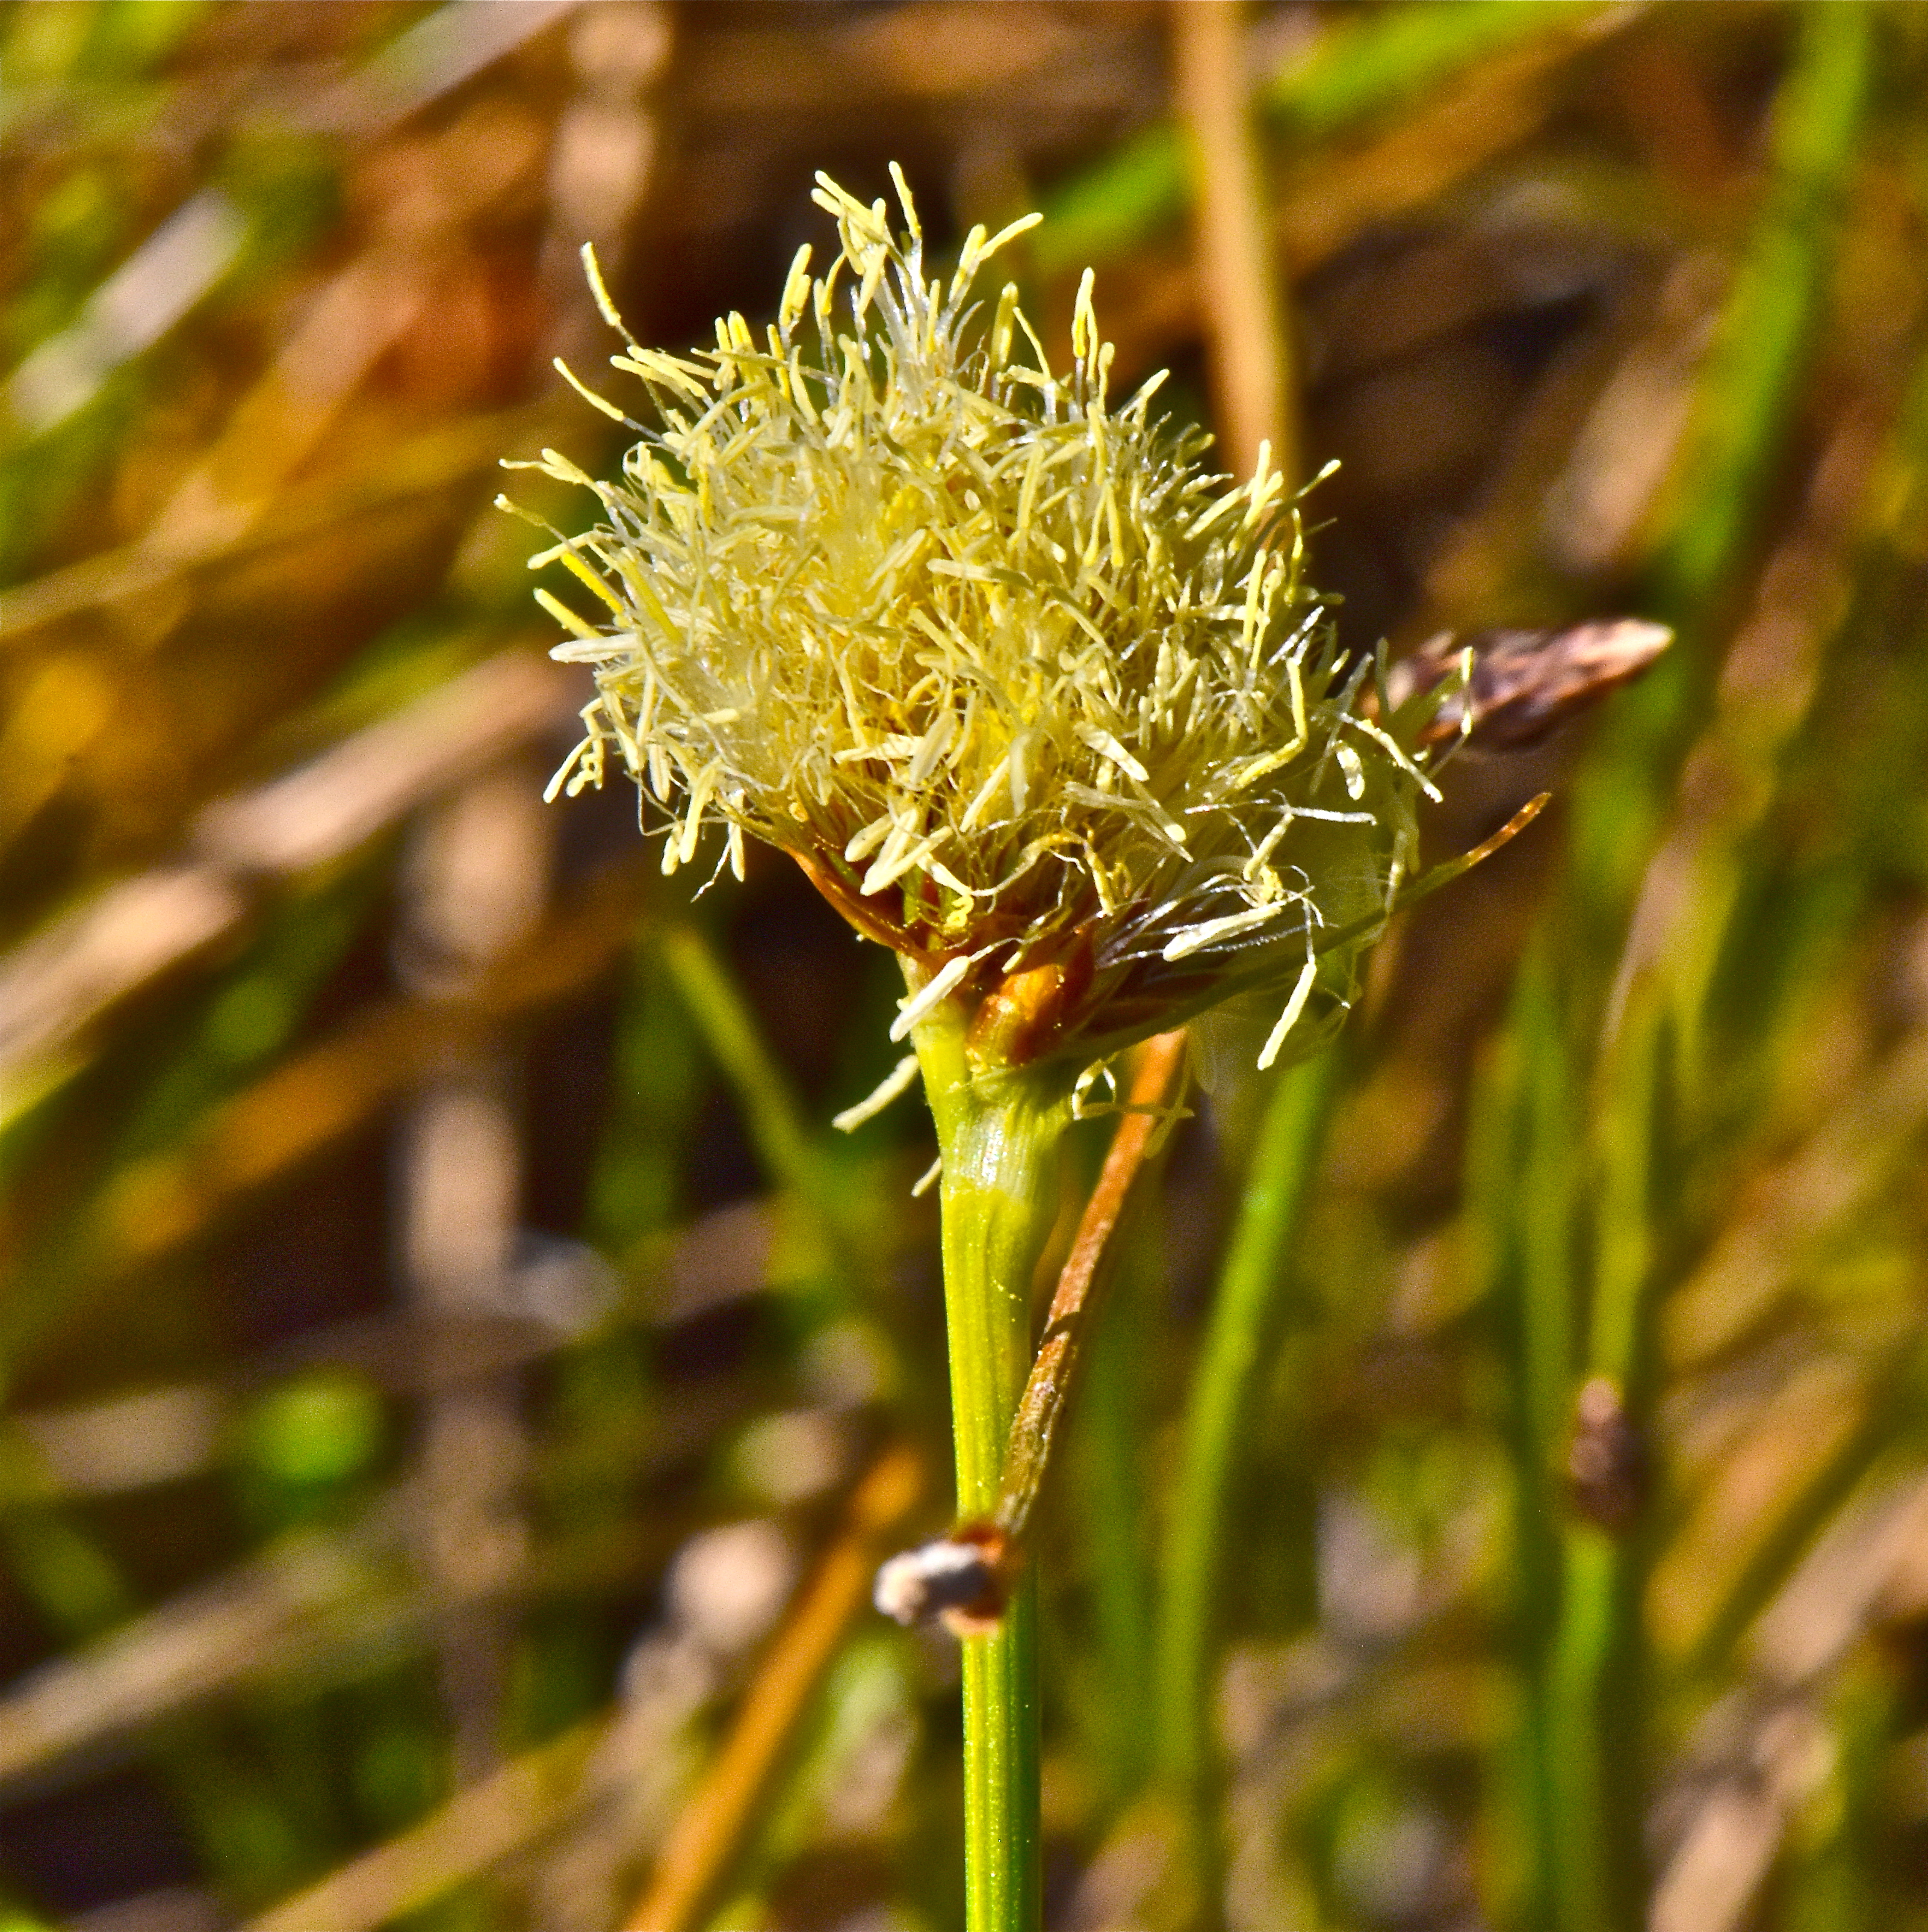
[1476,947,1579,1931]
[1546,987,1666,1932]
[657,923,819,1203]
[1154,1046,1339,1903]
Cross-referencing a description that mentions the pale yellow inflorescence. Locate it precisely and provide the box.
[510,167,1458,1071]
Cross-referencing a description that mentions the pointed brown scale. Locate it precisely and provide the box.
[1384,620,1674,752]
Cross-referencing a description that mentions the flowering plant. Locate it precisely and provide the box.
[513,168,1461,1082]
[510,166,1490,1932]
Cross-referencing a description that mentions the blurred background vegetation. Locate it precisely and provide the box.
[0,2,1926,1929]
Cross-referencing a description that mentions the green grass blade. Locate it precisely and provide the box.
[1655,1,1877,617]
[1545,989,1669,1932]
[1568,2,1877,941]
[1154,1047,1338,1891]
[658,922,819,1204]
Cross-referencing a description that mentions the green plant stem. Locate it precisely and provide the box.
[1155,1047,1338,1899]
[913,1003,1072,1932]
[1545,989,1666,1932]
[1545,1524,1622,1932]
[1481,950,1581,1932]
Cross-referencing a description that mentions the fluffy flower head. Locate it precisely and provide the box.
[513,169,1461,1071]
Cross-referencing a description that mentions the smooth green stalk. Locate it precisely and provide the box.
[659,921,899,1309]
[1155,1048,1338,1897]
[1545,1525,1622,1932]
[1478,950,1581,1932]
[912,1002,1073,1932]
[1545,989,1666,1932]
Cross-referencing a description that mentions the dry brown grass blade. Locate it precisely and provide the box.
[1105,8,1642,385]
[1172,0,1292,488]
[0,1426,743,1798]
[193,651,571,878]
[0,867,249,1116]
[622,1443,925,1932]
[0,1499,412,1792]
[243,1718,603,1932]
[146,110,547,574]
[74,860,651,1289]
[0,649,573,1109]
[0,408,551,648]
[310,0,589,139]
[1651,1473,1928,1932]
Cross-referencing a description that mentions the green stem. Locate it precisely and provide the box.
[1510,954,1579,1932]
[1545,989,1665,1932]
[913,1002,1072,1932]
[1155,1048,1338,1899]
[1545,1523,1622,1932]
